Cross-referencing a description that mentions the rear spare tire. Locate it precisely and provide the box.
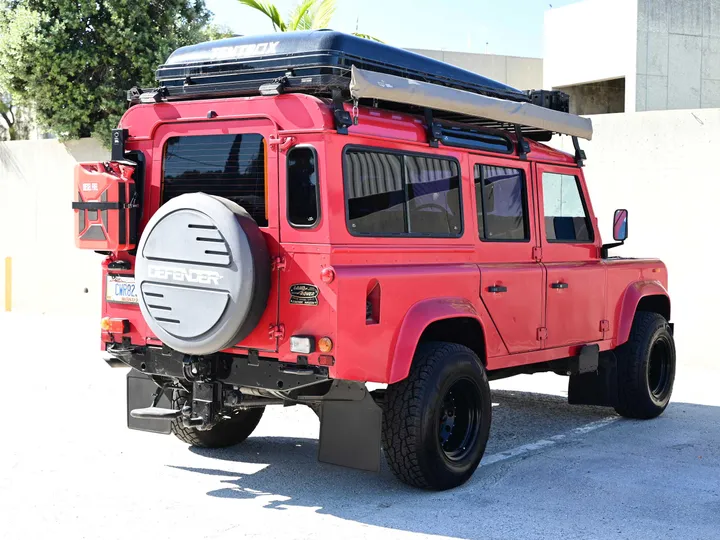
[135,193,270,355]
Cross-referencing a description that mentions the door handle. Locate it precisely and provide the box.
[551,282,569,289]
[487,285,508,293]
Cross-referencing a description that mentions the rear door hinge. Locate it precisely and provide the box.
[537,327,548,341]
[269,324,285,340]
[600,319,610,333]
[533,247,542,261]
[267,136,296,151]
[272,256,287,271]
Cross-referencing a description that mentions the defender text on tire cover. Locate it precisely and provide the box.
[135,193,270,355]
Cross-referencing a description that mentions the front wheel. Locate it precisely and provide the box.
[614,311,676,419]
[171,407,264,448]
[382,342,492,490]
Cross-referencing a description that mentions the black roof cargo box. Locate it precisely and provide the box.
[156,30,532,104]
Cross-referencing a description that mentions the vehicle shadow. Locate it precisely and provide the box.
[168,389,619,538]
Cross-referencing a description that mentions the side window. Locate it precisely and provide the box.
[542,172,593,242]
[405,155,462,235]
[474,165,529,241]
[344,149,462,237]
[287,146,319,228]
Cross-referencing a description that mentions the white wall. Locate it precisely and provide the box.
[552,108,720,367]
[544,0,638,112]
[0,139,107,317]
[410,49,544,90]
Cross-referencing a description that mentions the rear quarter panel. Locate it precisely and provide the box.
[331,260,506,383]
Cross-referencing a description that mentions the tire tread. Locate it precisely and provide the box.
[382,342,488,489]
[614,311,674,419]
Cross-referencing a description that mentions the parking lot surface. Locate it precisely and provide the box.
[1,314,718,540]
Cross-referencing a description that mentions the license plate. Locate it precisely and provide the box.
[106,275,138,305]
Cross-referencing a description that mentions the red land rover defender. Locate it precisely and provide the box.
[73,31,676,490]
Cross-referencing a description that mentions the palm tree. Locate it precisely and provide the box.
[236,0,382,41]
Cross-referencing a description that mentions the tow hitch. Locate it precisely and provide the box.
[129,356,227,431]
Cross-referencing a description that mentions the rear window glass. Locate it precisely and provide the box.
[163,134,267,226]
[344,149,462,237]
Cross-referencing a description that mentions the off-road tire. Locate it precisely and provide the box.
[382,342,491,490]
[171,407,264,448]
[614,311,675,419]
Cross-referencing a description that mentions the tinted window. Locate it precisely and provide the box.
[475,165,528,241]
[287,147,319,228]
[163,134,267,226]
[542,172,593,242]
[344,149,462,237]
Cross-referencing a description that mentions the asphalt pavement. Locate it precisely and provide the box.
[1,313,718,540]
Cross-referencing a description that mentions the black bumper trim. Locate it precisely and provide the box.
[117,347,330,392]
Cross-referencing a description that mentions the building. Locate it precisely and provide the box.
[544,0,720,114]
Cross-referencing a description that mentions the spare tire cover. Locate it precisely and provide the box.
[135,193,270,355]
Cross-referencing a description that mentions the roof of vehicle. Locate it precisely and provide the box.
[120,93,576,165]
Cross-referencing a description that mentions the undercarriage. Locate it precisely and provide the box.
[107,345,383,471]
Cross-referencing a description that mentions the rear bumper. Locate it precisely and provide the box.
[106,345,330,392]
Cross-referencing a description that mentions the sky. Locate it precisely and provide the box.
[205,0,585,58]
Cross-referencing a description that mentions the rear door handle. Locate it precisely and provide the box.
[487,285,508,293]
[551,282,569,289]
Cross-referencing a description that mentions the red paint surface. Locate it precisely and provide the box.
[90,94,669,383]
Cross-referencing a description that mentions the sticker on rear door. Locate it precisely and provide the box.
[289,284,319,306]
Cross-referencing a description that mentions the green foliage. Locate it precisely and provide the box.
[0,0,225,142]
[0,93,26,140]
[237,0,382,40]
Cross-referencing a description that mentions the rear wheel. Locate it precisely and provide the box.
[171,407,264,448]
[382,342,491,490]
[614,311,675,419]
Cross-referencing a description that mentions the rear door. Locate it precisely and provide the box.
[534,163,605,348]
[152,119,281,352]
[471,155,545,354]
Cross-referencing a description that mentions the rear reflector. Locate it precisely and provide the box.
[318,355,335,366]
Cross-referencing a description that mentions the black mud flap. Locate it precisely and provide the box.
[568,351,619,407]
[127,370,173,434]
[318,381,383,472]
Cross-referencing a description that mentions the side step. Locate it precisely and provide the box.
[130,407,182,420]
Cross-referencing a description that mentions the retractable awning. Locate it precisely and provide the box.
[349,66,593,141]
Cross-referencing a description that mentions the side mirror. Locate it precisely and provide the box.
[613,209,628,242]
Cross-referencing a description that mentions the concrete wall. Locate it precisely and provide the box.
[544,0,638,112]
[409,48,543,90]
[0,139,107,317]
[551,108,720,365]
[556,78,626,115]
[636,0,720,111]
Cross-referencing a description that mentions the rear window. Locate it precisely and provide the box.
[344,149,462,237]
[162,134,267,226]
